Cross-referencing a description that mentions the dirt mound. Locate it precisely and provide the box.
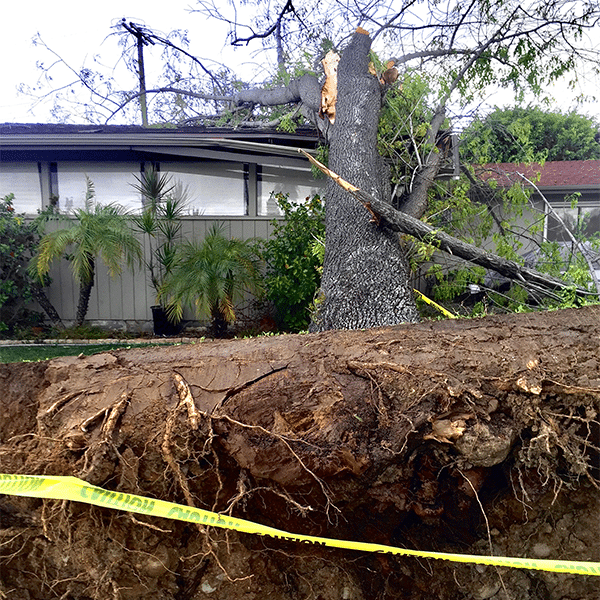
[1,307,599,599]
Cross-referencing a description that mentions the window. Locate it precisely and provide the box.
[258,165,325,216]
[161,161,246,216]
[57,162,143,212]
[546,201,600,282]
[547,203,600,242]
[0,162,42,214]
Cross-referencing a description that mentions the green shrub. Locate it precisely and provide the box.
[0,194,45,336]
[159,223,263,337]
[259,193,325,332]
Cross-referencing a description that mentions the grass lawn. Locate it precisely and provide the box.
[0,343,159,364]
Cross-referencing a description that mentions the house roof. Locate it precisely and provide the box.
[0,122,320,140]
[0,123,326,168]
[475,160,600,189]
[0,123,321,162]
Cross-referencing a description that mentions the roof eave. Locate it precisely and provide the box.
[0,134,317,159]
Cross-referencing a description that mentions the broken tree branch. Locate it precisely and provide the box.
[299,149,592,301]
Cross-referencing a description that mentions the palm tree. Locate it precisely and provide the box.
[159,224,263,337]
[131,166,188,300]
[32,178,142,327]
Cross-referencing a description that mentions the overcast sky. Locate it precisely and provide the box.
[1,0,245,123]
[1,0,598,125]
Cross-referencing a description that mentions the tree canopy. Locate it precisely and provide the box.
[26,1,600,130]
[461,106,600,164]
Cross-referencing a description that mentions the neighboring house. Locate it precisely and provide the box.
[0,123,325,330]
[474,161,600,242]
[472,160,600,286]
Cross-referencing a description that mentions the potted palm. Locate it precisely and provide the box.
[132,167,188,335]
[158,223,263,337]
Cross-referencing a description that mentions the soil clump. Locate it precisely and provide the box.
[0,306,599,599]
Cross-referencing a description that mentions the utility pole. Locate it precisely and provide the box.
[120,20,154,127]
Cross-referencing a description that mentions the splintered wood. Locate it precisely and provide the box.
[319,50,340,124]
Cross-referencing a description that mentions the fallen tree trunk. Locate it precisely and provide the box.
[300,150,592,301]
[1,307,599,599]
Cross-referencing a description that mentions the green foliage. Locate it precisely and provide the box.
[0,194,47,335]
[377,69,439,201]
[277,112,298,133]
[311,144,329,179]
[258,193,325,332]
[536,237,600,291]
[410,170,559,315]
[159,223,262,337]
[429,264,487,303]
[50,324,132,340]
[461,106,600,164]
[430,178,495,243]
[407,173,529,315]
[552,285,600,309]
[274,50,316,86]
[487,283,530,314]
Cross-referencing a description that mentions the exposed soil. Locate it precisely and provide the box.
[1,306,599,600]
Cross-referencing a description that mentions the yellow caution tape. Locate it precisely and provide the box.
[413,289,457,319]
[1,473,598,576]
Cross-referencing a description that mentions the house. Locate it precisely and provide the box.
[0,123,326,331]
[474,161,600,242]
[469,161,600,290]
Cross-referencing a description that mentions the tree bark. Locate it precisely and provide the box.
[75,256,95,327]
[235,74,322,114]
[311,31,420,331]
[30,284,63,328]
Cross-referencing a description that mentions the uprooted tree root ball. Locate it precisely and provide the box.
[1,306,599,599]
